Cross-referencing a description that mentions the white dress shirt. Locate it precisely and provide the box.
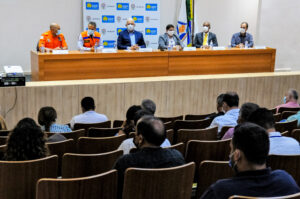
[70,110,108,129]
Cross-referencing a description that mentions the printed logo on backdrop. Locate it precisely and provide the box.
[116,16,122,23]
[116,3,129,11]
[101,3,106,10]
[86,16,91,22]
[132,16,144,23]
[103,40,115,48]
[102,15,115,23]
[131,4,136,10]
[145,28,157,35]
[86,2,99,10]
[145,4,158,11]
[117,28,126,35]
[101,29,106,35]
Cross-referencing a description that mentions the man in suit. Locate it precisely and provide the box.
[117,18,146,50]
[231,22,254,48]
[158,24,183,50]
[194,21,218,48]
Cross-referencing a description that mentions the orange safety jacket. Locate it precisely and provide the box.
[39,30,67,49]
[81,31,101,47]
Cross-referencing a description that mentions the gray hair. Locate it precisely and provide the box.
[141,99,156,115]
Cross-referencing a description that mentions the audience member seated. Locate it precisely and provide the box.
[222,103,259,140]
[0,114,7,130]
[38,106,71,133]
[208,92,240,133]
[276,89,300,113]
[117,105,142,137]
[4,118,49,161]
[70,96,108,129]
[248,108,300,155]
[114,116,185,198]
[200,122,300,199]
[207,93,225,120]
[141,99,156,115]
[118,109,171,154]
[287,111,300,127]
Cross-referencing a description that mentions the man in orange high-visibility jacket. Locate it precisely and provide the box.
[38,23,68,51]
[78,21,103,51]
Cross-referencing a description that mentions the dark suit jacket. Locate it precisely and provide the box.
[158,33,183,50]
[194,32,218,48]
[117,30,146,49]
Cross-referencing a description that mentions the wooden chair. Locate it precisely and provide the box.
[268,154,300,185]
[291,129,300,142]
[113,120,124,128]
[0,130,10,136]
[281,111,297,120]
[0,155,58,199]
[0,136,7,145]
[269,108,277,114]
[178,127,218,143]
[88,127,121,137]
[0,145,6,159]
[273,113,282,122]
[229,192,300,199]
[164,121,173,131]
[122,162,195,199]
[36,170,118,199]
[281,131,289,136]
[62,150,123,178]
[166,129,174,144]
[78,135,126,154]
[185,139,231,182]
[158,115,184,124]
[278,107,300,114]
[73,121,111,134]
[185,113,216,120]
[173,118,213,144]
[196,161,234,198]
[218,126,234,139]
[46,139,75,176]
[164,142,185,156]
[46,129,85,144]
[275,120,298,135]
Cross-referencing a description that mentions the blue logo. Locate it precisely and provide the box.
[86,2,99,10]
[103,40,116,48]
[145,28,157,35]
[116,3,129,10]
[85,28,100,32]
[117,28,126,35]
[145,4,158,11]
[132,16,144,23]
[102,15,115,23]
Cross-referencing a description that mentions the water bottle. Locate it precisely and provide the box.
[167,44,172,51]
[245,41,248,49]
[40,46,45,53]
[210,41,213,49]
[94,42,98,53]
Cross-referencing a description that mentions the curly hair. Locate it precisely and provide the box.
[4,118,49,161]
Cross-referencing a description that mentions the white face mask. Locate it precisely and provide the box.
[167,30,175,36]
[203,26,209,33]
[240,28,246,34]
[87,29,94,36]
[127,24,134,32]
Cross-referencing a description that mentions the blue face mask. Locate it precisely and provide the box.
[56,30,61,36]
[283,96,287,104]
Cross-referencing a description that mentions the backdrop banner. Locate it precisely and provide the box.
[83,0,161,49]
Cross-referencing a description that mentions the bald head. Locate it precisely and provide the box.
[203,21,211,28]
[126,18,135,26]
[50,23,60,36]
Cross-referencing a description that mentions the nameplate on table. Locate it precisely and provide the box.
[52,50,69,54]
[102,48,117,53]
[212,46,226,50]
[138,48,153,52]
[254,46,267,49]
[183,47,196,51]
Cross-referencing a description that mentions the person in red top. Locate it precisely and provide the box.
[77,21,103,51]
[38,23,68,52]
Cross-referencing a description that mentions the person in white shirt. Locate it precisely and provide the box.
[70,97,108,129]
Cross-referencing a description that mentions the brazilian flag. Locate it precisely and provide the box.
[186,0,194,46]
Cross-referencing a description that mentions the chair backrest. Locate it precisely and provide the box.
[62,150,123,178]
[270,108,277,114]
[88,127,121,137]
[229,192,300,199]
[0,145,6,159]
[291,129,300,142]
[0,155,58,199]
[73,121,111,134]
[164,121,173,131]
[178,127,218,143]
[196,160,234,198]
[268,154,300,185]
[275,120,298,134]
[185,113,216,120]
[0,136,7,145]
[281,111,297,120]
[0,130,10,136]
[218,126,234,139]
[78,135,126,154]
[46,129,85,144]
[185,139,231,182]
[278,107,300,114]
[46,139,75,176]
[122,162,195,199]
[166,129,174,144]
[273,113,282,122]
[173,118,213,144]
[164,142,185,156]
[158,115,184,123]
[36,170,118,199]
[113,120,124,128]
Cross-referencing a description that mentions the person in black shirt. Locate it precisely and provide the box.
[113,116,185,198]
[201,122,300,199]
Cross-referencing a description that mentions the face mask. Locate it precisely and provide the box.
[56,30,61,36]
[127,24,134,32]
[283,96,287,104]
[229,151,239,173]
[203,26,209,33]
[167,30,175,36]
[240,28,246,34]
[87,29,94,36]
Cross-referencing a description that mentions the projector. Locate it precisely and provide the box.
[0,66,26,87]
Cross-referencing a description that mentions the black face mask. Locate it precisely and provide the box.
[229,152,239,173]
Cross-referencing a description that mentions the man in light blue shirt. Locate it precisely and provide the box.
[249,108,300,155]
[70,97,108,129]
[208,92,240,133]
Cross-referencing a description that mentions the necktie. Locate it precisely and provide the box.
[203,33,208,46]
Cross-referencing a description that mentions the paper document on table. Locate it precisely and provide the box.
[254,46,266,49]
[183,47,196,51]
[138,48,153,52]
[213,46,226,50]
[102,49,117,53]
[52,50,69,54]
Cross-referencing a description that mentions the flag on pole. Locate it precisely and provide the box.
[177,0,194,47]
